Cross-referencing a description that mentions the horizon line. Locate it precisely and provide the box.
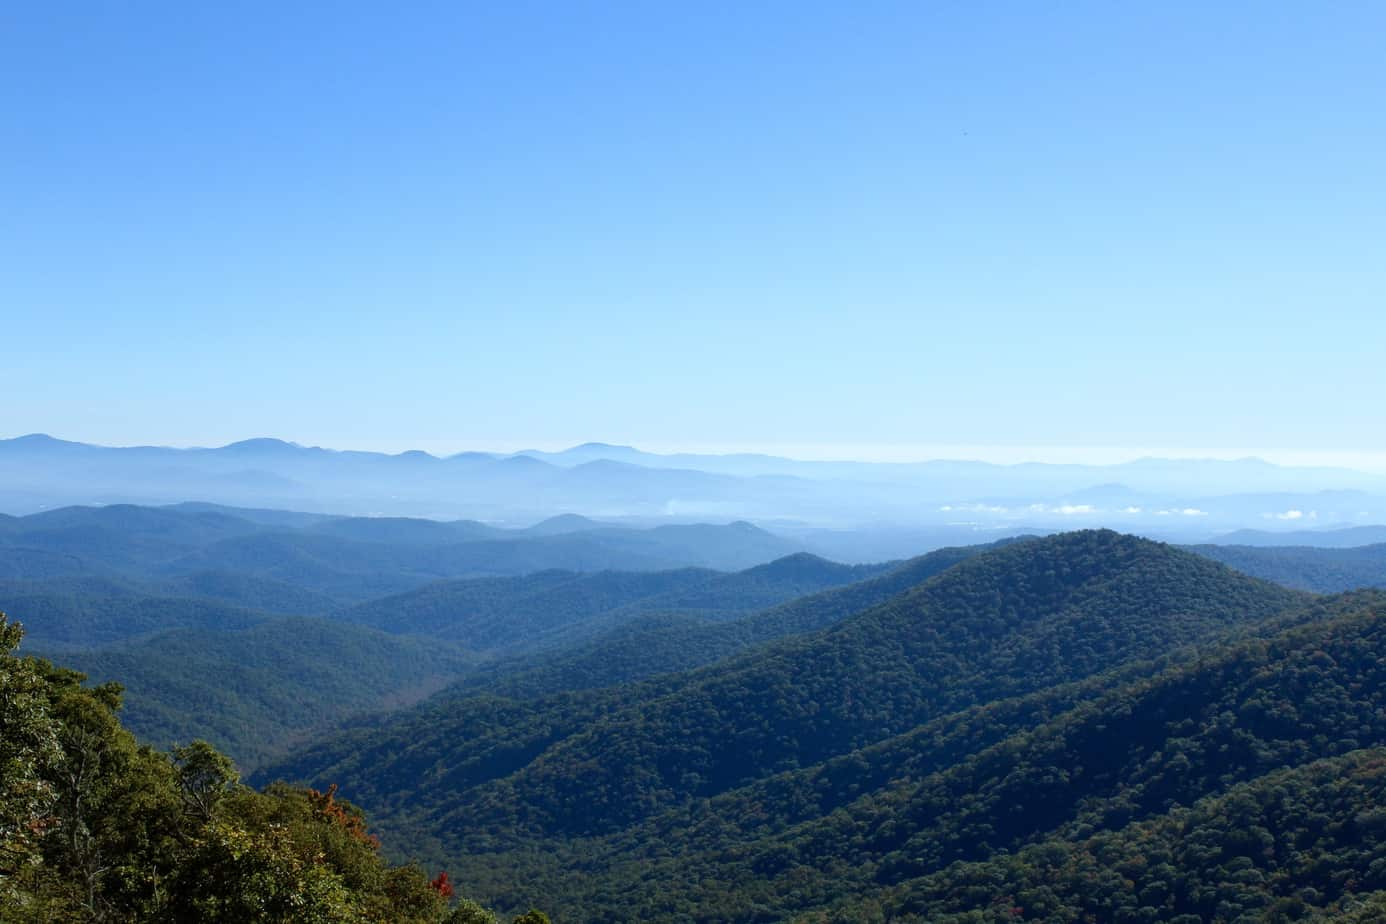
[8,431,1386,475]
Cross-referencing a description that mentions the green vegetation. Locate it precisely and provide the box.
[45,618,475,771]
[17,514,1386,923]
[0,505,868,774]
[260,532,1321,919]
[1190,541,1386,593]
[0,503,804,599]
[0,611,536,923]
[808,592,1386,922]
[343,553,889,653]
[1,555,885,776]
[439,542,1001,701]
[317,587,1386,922]
[0,580,268,649]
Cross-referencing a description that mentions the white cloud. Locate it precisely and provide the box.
[948,503,1010,515]
[1265,509,1317,521]
[1122,506,1143,514]
[1055,504,1097,515]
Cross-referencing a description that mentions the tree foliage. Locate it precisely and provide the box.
[0,610,524,923]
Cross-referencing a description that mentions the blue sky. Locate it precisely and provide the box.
[4,2,1384,464]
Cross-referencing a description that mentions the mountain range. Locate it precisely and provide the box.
[251,530,1386,921]
[13,500,1386,920]
[6,434,1386,545]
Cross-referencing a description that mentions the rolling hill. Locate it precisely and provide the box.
[16,512,1386,922]
[1190,541,1386,593]
[257,531,1307,922]
[342,552,887,653]
[42,617,475,771]
[0,503,806,602]
[437,542,1003,701]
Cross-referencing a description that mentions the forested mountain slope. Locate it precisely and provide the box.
[1190,541,1386,592]
[0,503,805,598]
[16,513,1379,923]
[425,589,1383,922]
[42,618,474,770]
[261,531,1304,915]
[0,526,887,775]
[0,611,515,922]
[1211,524,1386,547]
[815,746,1386,923]
[802,591,1386,924]
[0,579,270,648]
[343,553,889,653]
[432,532,1298,840]
[439,541,1001,701]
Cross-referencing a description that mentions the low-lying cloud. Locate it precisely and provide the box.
[1263,509,1318,521]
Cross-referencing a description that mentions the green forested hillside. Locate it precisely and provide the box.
[343,553,888,653]
[300,583,1385,923]
[43,618,475,770]
[0,503,806,597]
[341,568,716,644]
[428,533,1299,840]
[0,545,892,777]
[440,542,996,701]
[258,531,1308,922]
[0,612,528,923]
[17,517,1386,923]
[480,591,1386,921]
[804,591,1386,923]
[1190,541,1386,592]
[249,545,1008,822]
[824,747,1386,923]
[158,569,342,614]
[0,580,269,648]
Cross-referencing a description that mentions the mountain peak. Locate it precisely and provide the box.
[1,433,83,449]
[525,513,604,535]
[218,438,302,453]
[567,441,638,453]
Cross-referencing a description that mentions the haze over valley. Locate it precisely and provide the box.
[6,434,1386,561]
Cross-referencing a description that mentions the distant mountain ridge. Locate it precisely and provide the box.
[1189,542,1386,593]
[5,434,1385,537]
[0,503,804,607]
[1210,524,1386,547]
[340,552,883,655]
[0,507,866,770]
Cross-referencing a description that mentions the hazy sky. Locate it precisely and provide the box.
[4,2,1383,463]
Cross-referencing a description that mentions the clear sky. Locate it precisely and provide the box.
[3,2,1383,464]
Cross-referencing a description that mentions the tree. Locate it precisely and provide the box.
[0,609,530,923]
[171,740,238,823]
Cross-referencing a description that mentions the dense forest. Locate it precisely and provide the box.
[1,505,884,771]
[9,508,1386,921]
[1189,541,1386,593]
[261,532,1357,919]
[0,612,545,923]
